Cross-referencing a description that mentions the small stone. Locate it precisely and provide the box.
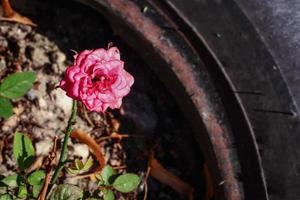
[51,63,59,74]
[27,89,37,101]
[32,109,54,124]
[12,104,24,115]
[73,144,89,160]
[65,177,78,185]
[31,48,50,67]
[52,89,72,115]
[19,24,32,33]
[0,36,8,48]
[110,159,121,167]
[2,115,18,132]
[7,26,28,40]
[35,139,53,156]
[38,97,47,109]
[0,57,6,75]
[54,51,66,64]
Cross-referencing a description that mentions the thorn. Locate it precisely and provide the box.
[107,42,113,49]
[70,49,78,55]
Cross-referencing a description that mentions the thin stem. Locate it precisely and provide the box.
[51,100,77,184]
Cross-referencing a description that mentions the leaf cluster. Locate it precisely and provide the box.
[0,132,45,199]
[0,133,140,200]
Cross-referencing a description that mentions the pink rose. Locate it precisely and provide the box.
[60,47,134,112]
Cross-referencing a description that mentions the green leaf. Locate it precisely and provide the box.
[74,159,83,170]
[112,173,140,193]
[17,185,27,199]
[0,97,13,119]
[66,168,80,176]
[82,156,93,171]
[0,72,36,99]
[0,194,12,200]
[32,185,42,198]
[50,184,83,200]
[1,174,21,187]
[28,170,45,186]
[103,189,114,200]
[67,157,94,176]
[96,165,116,186]
[13,132,35,170]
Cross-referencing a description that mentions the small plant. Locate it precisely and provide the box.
[66,157,94,175]
[0,46,140,199]
[0,71,36,119]
[0,132,140,199]
[95,165,140,200]
[0,132,45,199]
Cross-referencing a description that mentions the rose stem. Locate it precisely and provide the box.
[51,100,77,184]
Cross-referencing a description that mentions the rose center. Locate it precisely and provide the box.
[91,74,117,91]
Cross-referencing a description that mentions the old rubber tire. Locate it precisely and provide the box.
[159,1,300,200]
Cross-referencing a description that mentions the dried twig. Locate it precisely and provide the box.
[97,132,129,142]
[0,140,4,164]
[0,0,37,26]
[112,165,127,170]
[70,129,129,181]
[71,129,105,169]
[82,106,95,127]
[72,165,127,181]
[143,166,151,200]
[37,137,58,200]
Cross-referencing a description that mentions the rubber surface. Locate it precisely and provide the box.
[237,0,300,112]
[165,0,300,199]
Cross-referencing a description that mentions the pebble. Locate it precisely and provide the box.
[31,48,50,67]
[38,97,47,109]
[35,139,53,156]
[27,89,37,101]
[52,89,73,115]
[1,115,18,132]
[109,159,121,167]
[0,36,8,48]
[53,51,66,64]
[32,109,55,124]
[0,57,6,72]
[73,144,89,160]
[7,26,28,40]
[65,177,78,185]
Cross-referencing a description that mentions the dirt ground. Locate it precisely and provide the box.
[0,0,204,199]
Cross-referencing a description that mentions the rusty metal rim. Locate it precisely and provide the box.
[76,0,247,199]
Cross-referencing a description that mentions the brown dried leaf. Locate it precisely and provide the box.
[1,0,36,26]
[71,129,105,169]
